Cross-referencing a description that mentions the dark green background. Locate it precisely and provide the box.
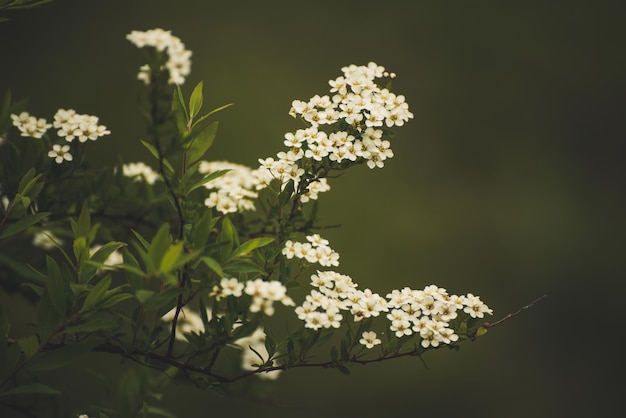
[1,1,624,417]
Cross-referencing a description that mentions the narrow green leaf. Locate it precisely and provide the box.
[81,275,112,312]
[97,293,133,310]
[191,211,214,250]
[191,103,234,129]
[218,216,235,260]
[159,242,184,274]
[0,254,46,281]
[172,84,189,135]
[17,167,36,194]
[189,80,204,119]
[186,121,218,165]
[144,287,183,312]
[278,180,295,207]
[0,212,51,240]
[148,224,172,274]
[45,256,67,316]
[121,248,144,290]
[73,236,89,267]
[200,256,224,278]
[72,202,91,240]
[186,169,230,194]
[0,383,61,397]
[231,237,275,258]
[336,364,351,375]
[130,229,150,251]
[140,140,175,174]
[222,260,266,275]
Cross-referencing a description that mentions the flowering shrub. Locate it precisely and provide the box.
[0,27,516,418]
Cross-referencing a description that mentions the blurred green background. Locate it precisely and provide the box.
[1,0,625,417]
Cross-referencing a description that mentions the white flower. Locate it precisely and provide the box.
[359,331,382,349]
[48,144,73,164]
[122,162,159,184]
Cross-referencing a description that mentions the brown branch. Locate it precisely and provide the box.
[484,294,548,329]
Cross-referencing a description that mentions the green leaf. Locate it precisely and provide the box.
[159,242,184,274]
[186,121,218,165]
[189,80,204,120]
[135,289,155,304]
[191,211,214,250]
[185,169,230,194]
[45,256,68,316]
[148,224,172,274]
[81,275,112,312]
[140,140,175,174]
[0,383,61,397]
[97,293,133,310]
[278,180,295,207]
[121,248,144,290]
[231,237,275,259]
[17,169,44,199]
[200,256,224,278]
[217,216,235,260]
[172,84,189,135]
[222,260,265,275]
[191,103,234,129]
[0,253,46,281]
[0,212,51,240]
[144,287,183,312]
[71,202,91,240]
[17,335,39,359]
[130,229,151,251]
[73,236,89,268]
[336,364,351,375]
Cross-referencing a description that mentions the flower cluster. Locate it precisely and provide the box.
[126,28,192,85]
[282,234,339,267]
[52,108,110,143]
[296,269,493,349]
[199,161,262,214]
[122,161,160,184]
[10,112,51,138]
[11,109,110,165]
[254,62,412,204]
[243,278,295,316]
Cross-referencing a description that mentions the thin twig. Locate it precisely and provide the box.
[484,294,548,329]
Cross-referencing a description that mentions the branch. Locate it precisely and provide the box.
[484,294,548,329]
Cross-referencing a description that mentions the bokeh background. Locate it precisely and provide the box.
[1,0,625,417]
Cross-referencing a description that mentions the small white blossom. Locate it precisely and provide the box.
[122,162,159,184]
[127,28,192,85]
[48,144,73,164]
[359,331,381,349]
